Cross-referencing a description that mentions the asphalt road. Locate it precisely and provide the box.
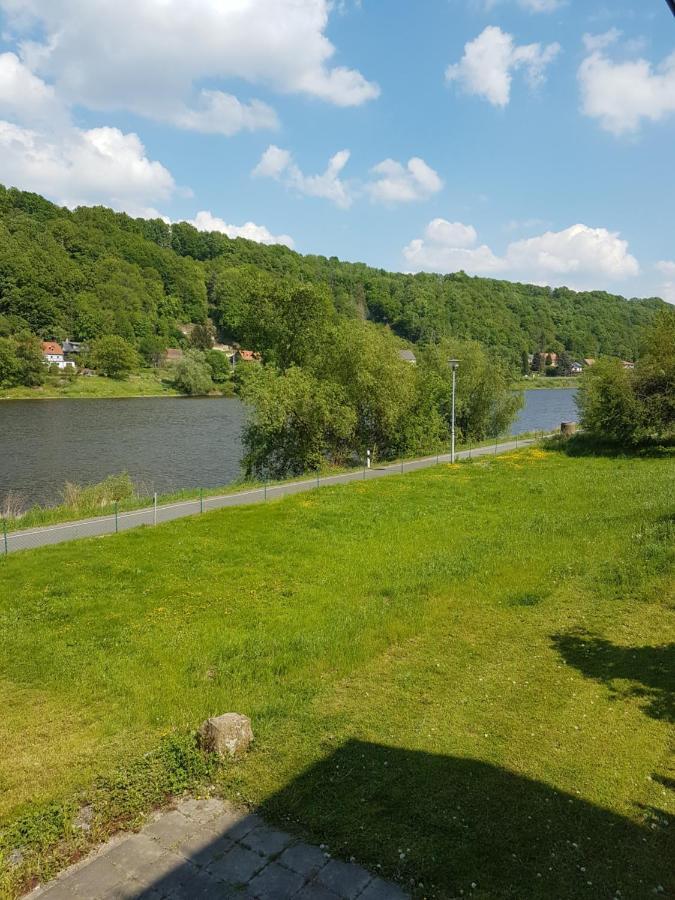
[4,438,534,554]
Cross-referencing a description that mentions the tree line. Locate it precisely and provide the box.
[1,183,671,472]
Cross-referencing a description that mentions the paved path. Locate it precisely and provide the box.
[5,437,538,554]
[27,798,409,900]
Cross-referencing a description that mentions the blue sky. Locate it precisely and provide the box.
[0,0,673,300]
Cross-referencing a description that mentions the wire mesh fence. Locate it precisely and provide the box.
[1,430,555,555]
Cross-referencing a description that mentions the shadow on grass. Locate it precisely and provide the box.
[257,739,673,899]
[551,629,675,723]
[542,432,674,458]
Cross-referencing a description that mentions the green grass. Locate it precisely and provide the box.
[515,376,580,389]
[0,448,673,898]
[0,370,181,401]
[3,431,548,533]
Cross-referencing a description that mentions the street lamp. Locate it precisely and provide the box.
[449,359,460,463]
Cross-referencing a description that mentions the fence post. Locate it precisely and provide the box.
[114,502,119,533]
[153,492,157,526]
[264,478,267,501]
[2,518,7,556]
[401,458,404,474]
[200,488,204,514]
[317,470,320,488]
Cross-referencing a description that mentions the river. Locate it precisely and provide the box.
[0,389,578,508]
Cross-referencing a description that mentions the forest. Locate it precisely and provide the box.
[0,183,666,370]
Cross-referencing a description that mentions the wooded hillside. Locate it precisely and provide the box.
[0,184,665,367]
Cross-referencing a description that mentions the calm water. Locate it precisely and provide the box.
[0,389,577,507]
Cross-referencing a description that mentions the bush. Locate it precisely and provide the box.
[90,335,139,379]
[172,350,214,395]
[205,349,231,384]
[61,473,136,509]
[577,310,675,444]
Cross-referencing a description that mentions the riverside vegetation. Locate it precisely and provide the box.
[0,445,673,898]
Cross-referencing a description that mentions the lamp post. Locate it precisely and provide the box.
[449,359,460,463]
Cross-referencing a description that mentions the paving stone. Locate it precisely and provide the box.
[293,885,342,900]
[223,813,265,842]
[278,841,328,878]
[174,826,234,864]
[357,877,410,900]
[144,811,198,849]
[247,861,306,899]
[33,880,86,900]
[187,835,235,872]
[315,859,372,899]
[66,855,128,897]
[206,843,266,885]
[106,833,168,877]
[126,849,185,890]
[174,797,225,825]
[240,825,293,858]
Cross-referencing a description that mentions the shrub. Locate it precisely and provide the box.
[172,350,214,395]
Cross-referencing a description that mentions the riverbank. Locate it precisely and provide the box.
[0,370,181,401]
[0,370,236,401]
[2,431,548,534]
[1,448,672,898]
[514,376,581,390]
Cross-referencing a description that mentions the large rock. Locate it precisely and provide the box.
[198,713,253,757]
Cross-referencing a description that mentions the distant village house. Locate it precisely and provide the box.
[41,341,76,370]
[234,350,261,364]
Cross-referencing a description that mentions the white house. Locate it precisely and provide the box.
[41,341,76,370]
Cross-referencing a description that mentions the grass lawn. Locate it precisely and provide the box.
[0,370,181,401]
[0,448,673,898]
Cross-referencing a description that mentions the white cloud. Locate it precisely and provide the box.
[519,0,562,10]
[0,51,66,126]
[252,145,294,180]
[366,157,443,204]
[169,91,278,136]
[578,39,675,135]
[0,0,379,137]
[657,261,675,304]
[403,220,640,288]
[0,121,176,212]
[482,0,563,11]
[656,261,675,277]
[188,210,294,248]
[582,28,621,53]
[253,145,353,208]
[446,26,560,107]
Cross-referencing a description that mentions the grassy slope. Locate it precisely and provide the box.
[0,449,673,898]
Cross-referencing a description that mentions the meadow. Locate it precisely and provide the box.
[0,370,180,401]
[0,447,673,898]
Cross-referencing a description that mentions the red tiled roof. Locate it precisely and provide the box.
[238,350,261,361]
[42,341,63,355]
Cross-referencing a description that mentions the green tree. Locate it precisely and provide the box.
[189,323,214,350]
[90,335,139,379]
[240,365,355,478]
[634,309,675,438]
[576,359,639,443]
[0,337,19,386]
[15,335,45,386]
[172,350,213,395]
[139,334,167,367]
[204,349,231,384]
